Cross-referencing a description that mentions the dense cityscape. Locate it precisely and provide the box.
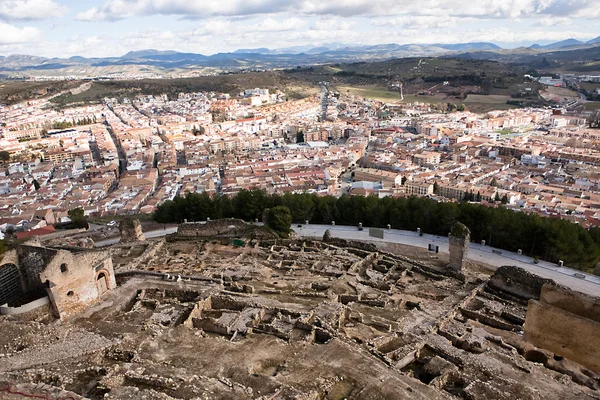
[1,0,600,397]
[2,78,600,231]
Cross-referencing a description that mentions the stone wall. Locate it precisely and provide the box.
[538,284,600,321]
[524,284,600,373]
[2,245,117,319]
[177,219,250,238]
[119,218,146,243]
[38,249,116,318]
[16,245,59,296]
[448,223,470,272]
[487,266,555,303]
[0,296,49,315]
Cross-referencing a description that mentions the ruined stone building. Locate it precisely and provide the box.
[0,223,599,399]
[0,244,115,318]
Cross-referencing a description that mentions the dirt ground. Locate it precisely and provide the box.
[0,237,598,399]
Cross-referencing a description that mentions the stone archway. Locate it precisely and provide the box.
[96,271,109,295]
[0,263,23,306]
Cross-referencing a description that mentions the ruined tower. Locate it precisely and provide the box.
[119,218,146,243]
[448,222,470,273]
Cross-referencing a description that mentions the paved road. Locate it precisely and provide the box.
[96,223,600,296]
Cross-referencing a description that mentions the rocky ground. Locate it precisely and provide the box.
[0,236,598,399]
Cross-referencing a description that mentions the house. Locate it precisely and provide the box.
[15,225,56,240]
[33,208,56,225]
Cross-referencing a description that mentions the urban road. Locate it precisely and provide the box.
[96,224,600,297]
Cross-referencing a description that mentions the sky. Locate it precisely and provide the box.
[0,0,599,58]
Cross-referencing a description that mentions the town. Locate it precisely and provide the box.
[1,78,600,238]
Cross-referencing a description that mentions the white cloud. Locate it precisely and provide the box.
[374,16,474,29]
[534,17,573,26]
[0,23,40,43]
[310,18,351,31]
[255,17,306,32]
[0,0,66,21]
[75,0,600,21]
[386,27,595,46]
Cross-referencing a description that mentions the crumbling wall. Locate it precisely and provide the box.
[119,218,146,243]
[536,284,600,322]
[448,223,470,272]
[524,284,600,373]
[16,245,59,295]
[0,296,49,315]
[524,286,600,373]
[177,219,249,238]
[487,266,555,303]
[36,248,116,318]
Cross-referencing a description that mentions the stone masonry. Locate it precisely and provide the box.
[448,222,470,272]
[119,218,146,243]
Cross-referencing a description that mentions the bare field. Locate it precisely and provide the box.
[463,94,511,104]
[336,85,522,113]
[540,86,579,101]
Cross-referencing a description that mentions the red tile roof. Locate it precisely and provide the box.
[16,225,56,239]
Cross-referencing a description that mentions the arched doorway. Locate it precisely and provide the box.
[96,271,109,295]
[0,263,23,306]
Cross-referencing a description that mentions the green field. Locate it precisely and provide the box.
[580,82,600,91]
[336,85,446,103]
[584,102,600,111]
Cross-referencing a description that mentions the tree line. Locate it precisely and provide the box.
[154,190,600,273]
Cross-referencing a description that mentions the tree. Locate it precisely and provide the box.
[457,104,466,112]
[151,189,600,272]
[0,151,10,162]
[490,177,498,187]
[32,179,41,191]
[501,194,509,205]
[266,206,292,235]
[494,192,501,202]
[68,207,88,228]
[433,182,439,194]
[476,191,482,202]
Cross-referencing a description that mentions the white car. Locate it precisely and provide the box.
[107,221,117,227]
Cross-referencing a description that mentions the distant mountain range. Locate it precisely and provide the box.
[0,38,599,77]
[529,37,600,49]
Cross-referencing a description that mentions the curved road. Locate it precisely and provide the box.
[96,223,600,296]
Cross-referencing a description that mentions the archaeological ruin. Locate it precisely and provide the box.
[0,219,599,399]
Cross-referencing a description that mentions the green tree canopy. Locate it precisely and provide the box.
[266,206,292,234]
[153,190,600,272]
[68,207,87,228]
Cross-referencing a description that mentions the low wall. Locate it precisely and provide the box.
[0,296,50,315]
[115,270,222,284]
[538,284,600,322]
[487,266,555,302]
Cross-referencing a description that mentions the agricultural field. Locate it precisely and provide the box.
[462,94,519,113]
[335,85,449,104]
[540,86,580,101]
[0,80,80,104]
[579,82,600,92]
[584,102,600,110]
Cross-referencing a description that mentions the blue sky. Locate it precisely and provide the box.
[0,0,599,57]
